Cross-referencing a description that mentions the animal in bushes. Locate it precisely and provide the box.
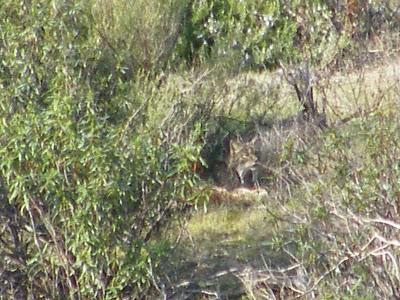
[224,137,258,188]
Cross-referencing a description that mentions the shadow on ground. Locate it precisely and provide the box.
[157,200,303,299]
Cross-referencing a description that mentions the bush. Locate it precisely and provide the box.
[0,1,204,298]
[91,0,188,73]
[176,0,344,69]
[176,0,400,70]
[1,0,399,298]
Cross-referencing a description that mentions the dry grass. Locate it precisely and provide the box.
[156,53,400,299]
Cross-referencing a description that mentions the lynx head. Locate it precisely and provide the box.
[226,137,258,187]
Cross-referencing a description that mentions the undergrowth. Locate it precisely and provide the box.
[0,0,400,299]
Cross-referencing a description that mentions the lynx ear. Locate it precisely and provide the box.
[230,140,241,153]
[249,135,259,146]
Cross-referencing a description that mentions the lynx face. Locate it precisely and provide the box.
[227,139,258,187]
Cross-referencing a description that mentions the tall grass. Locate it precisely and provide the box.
[0,0,399,298]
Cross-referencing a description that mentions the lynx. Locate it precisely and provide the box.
[225,138,258,188]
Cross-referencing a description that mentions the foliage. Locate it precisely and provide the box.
[0,0,399,298]
[91,0,188,73]
[0,0,204,298]
[176,0,400,69]
[176,0,345,69]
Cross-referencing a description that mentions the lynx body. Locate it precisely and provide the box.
[225,138,258,187]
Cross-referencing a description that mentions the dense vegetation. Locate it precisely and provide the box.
[1,0,400,298]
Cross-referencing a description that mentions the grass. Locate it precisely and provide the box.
[154,52,400,299]
[2,2,400,298]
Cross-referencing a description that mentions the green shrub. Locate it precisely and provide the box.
[0,1,204,298]
[91,0,188,73]
[176,0,343,69]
